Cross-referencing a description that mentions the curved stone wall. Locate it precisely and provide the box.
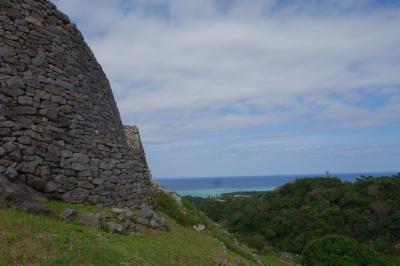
[0,0,153,208]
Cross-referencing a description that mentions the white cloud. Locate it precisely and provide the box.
[52,0,400,176]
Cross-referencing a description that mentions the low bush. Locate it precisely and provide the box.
[301,235,389,266]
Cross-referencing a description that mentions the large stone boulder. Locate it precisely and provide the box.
[0,173,52,215]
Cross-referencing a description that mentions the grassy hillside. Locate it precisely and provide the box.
[0,207,240,265]
[0,194,285,266]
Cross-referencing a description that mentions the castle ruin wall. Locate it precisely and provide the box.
[0,0,153,208]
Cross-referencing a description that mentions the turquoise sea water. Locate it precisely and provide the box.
[156,172,398,197]
[176,186,275,197]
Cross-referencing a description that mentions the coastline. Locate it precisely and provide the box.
[156,171,398,197]
[175,186,275,197]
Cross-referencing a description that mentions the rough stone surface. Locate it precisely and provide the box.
[106,221,123,233]
[112,208,126,214]
[77,213,101,228]
[193,224,206,231]
[59,208,76,221]
[4,165,17,179]
[124,125,145,153]
[0,173,52,215]
[0,0,153,209]
[138,207,154,219]
[135,207,169,231]
[56,207,168,235]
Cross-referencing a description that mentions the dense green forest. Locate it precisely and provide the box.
[187,175,400,265]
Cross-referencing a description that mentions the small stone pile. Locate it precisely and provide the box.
[59,206,169,235]
[110,207,169,233]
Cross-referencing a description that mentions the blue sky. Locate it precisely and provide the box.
[53,0,400,177]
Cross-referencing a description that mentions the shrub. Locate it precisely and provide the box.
[246,234,266,251]
[301,235,389,266]
[154,191,204,226]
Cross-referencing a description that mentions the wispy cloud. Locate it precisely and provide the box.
[52,0,400,176]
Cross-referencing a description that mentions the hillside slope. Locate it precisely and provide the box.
[0,206,245,266]
[0,191,287,266]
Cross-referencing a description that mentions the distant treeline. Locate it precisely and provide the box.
[186,174,400,265]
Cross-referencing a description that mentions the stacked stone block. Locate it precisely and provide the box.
[0,0,153,208]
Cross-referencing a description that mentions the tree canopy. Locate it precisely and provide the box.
[187,175,400,264]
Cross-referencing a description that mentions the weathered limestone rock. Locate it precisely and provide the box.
[112,208,126,215]
[77,213,101,228]
[193,224,206,231]
[106,221,123,233]
[0,0,153,209]
[4,165,18,179]
[138,207,154,219]
[57,206,168,235]
[61,189,89,203]
[136,207,169,231]
[0,173,51,215]
[59,208,76,221]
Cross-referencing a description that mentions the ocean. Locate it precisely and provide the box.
[155,172,398,197]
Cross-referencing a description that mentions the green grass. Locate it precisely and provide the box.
[38,197,111,214]
[154,192,287,265]
[0,193,286,265]
[154,192,260,263]
[0,202,254,266]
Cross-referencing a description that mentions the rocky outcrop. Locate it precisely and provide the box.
[58,206,169,234]
[0,173,51,214]
[0,0,153,208]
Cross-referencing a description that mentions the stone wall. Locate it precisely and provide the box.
[124,125,149,169]
[124,125,144,153]
[0,0,153,208]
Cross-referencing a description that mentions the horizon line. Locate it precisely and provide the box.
[154,170,399,180]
